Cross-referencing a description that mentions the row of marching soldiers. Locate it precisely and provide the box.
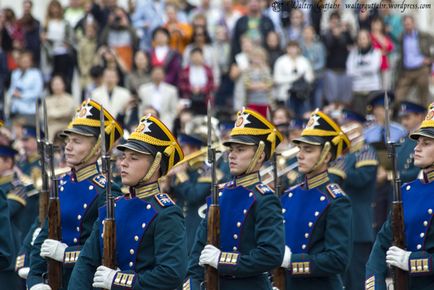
[0,94,432,290]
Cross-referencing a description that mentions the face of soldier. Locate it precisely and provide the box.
[0,157,13,175]
[400,113,424,132]
[414,136,434,168]
[21,137,38,156]
[228,143,264,176]
[64,134,98,168]
[296,143,324,174]
[120,149,155,186]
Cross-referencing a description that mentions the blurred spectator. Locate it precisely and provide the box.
[74,1,100,38]
[215,0,241,39]
[395,15,433,106]
[45,75,76,141]
[18,1,41,66]
[149,26,182,86]
[173,107,194,137]
[378,0,403,47]
[77,21,97,94]
[0,49,7,107]
[164,3,193,54]
[356,0,378,31]
[189,0,220,37]
[1,8,24,71]
[322,11,353,107]
[41,0,75,92]
[129,0,164,51]
[83,65,104,100]
[265,31,283,73]
[284,9,305,43]
[5,51,43,120]
[346,30,382,115]
[88,0,118,32]
[273,41,314,117]
[94,45,128,86]
[230,35,254,109]
[260,0,283,38]
[230,0,274,62]
[64,0,85,28]
[300,26,326,109]
[183,25,220,86]
[179,48,214,115]
[100,7,138,72]
[243,46,273,113]
[138,67,179,130]
[213,24,232,109]
[126,51,151,96]
[272,106,292,126]
[370,17,394,89]
[90,67,133,119]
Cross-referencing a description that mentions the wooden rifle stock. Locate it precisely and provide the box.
[206,205,220,290]
[100,106,116,268]
[205,100,220,290]
[392,201,407,290]
[271,152,286,289]
[47,167,62,290]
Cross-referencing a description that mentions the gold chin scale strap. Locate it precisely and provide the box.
[141,152,162,183]
[310,141,331,173]
[246,141,265,174]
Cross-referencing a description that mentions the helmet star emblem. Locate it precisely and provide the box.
[235,113,251,128]
[306,114,320,129]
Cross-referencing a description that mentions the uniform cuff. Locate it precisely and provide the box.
[15,254,26,271]
[290,254,312,276]
[63,246,81,268]
[112,271,137,290]
[365,275,375,290]
[409,251,432,276]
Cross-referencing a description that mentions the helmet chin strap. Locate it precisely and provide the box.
[245,141,265,174]
[138,152,162,185]
[307,142,331,174]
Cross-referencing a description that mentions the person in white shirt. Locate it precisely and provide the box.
[90,68,133,119]
[138,67,179,130]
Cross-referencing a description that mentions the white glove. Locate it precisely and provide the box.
[31,227,42,246]
[281,246,292,269]
[199,244,221,269]
[18,267,30,279]
[30,283,52,290]
[92,265,118,289]
[40,239,68,262]
[386,246,411,271]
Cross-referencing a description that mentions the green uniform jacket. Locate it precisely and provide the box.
[281,171,353,290]
[68,181,187,290]
[27,164,121,289]
[0,188,13,270]
[366,173,434,290]
[329,144,378,242]
[397,137,420,183]
[186,172,285,290]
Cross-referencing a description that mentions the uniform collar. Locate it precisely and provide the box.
[133,181,160,199]
[304,171,329,190]
[28,153,40,163]
[234,171,261,188]
[422,169,434,184]
[72,163,99,182]
[0,173,14,185]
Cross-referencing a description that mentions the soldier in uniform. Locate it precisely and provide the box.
[329,109,379,290]
[169,116,226,254]
[279,109,353,290]
[365,102,434,289]
[68,114,187,290]
[397,101,426,183]
[185,108,285,290]
[0,144,23,287]
[27,99,123,290]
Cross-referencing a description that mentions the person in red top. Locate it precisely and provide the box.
[178,47,214,115]
[370,17,394,87]
[148,26,182,87]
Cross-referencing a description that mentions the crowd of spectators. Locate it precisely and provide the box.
[0,0,433,137]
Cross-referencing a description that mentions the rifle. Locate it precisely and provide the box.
[44,99,63,290]
[205,100,220,290]
[36,100,49,225]
[384,91,408,290]
[100,106,116,269]
[271,152,286,290]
